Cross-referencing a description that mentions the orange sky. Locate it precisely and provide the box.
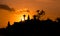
[0,0,60,28]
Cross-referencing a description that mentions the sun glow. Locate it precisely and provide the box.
[11,8,37,23]
[21,16,27,21]
[14,8,29,22]
[21,18,24,21]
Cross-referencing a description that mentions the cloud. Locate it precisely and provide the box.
[0,4,15,11]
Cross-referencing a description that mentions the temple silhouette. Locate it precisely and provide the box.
[0,10,60,36]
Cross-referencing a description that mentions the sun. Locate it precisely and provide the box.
[22,18,24,21]
[21,17,24,21]
[21,15,28,21]
[14,8,30,22]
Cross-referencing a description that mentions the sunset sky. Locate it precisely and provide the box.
[0,0,60,28]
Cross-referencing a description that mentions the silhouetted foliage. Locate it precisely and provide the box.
[23,15,26,21]
[33,15,37,20]
[40,10,45,16]
[27,15,30,20]
[0,10,60,36]
[36,10,45,20]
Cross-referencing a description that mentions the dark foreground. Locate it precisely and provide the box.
[0,18,60,36]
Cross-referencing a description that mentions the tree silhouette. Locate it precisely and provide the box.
[36,10,40,20]
[40,10,45,16]
[36,10,45,20]
[0,9,60,36]
[23,15,26,21]
[27,15,30,20]
[8,21,10,27]
[33,15,37,20]
[56,18,60,22]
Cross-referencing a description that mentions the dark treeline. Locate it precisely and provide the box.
[0,17,60,36]
[0,10,60,36]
